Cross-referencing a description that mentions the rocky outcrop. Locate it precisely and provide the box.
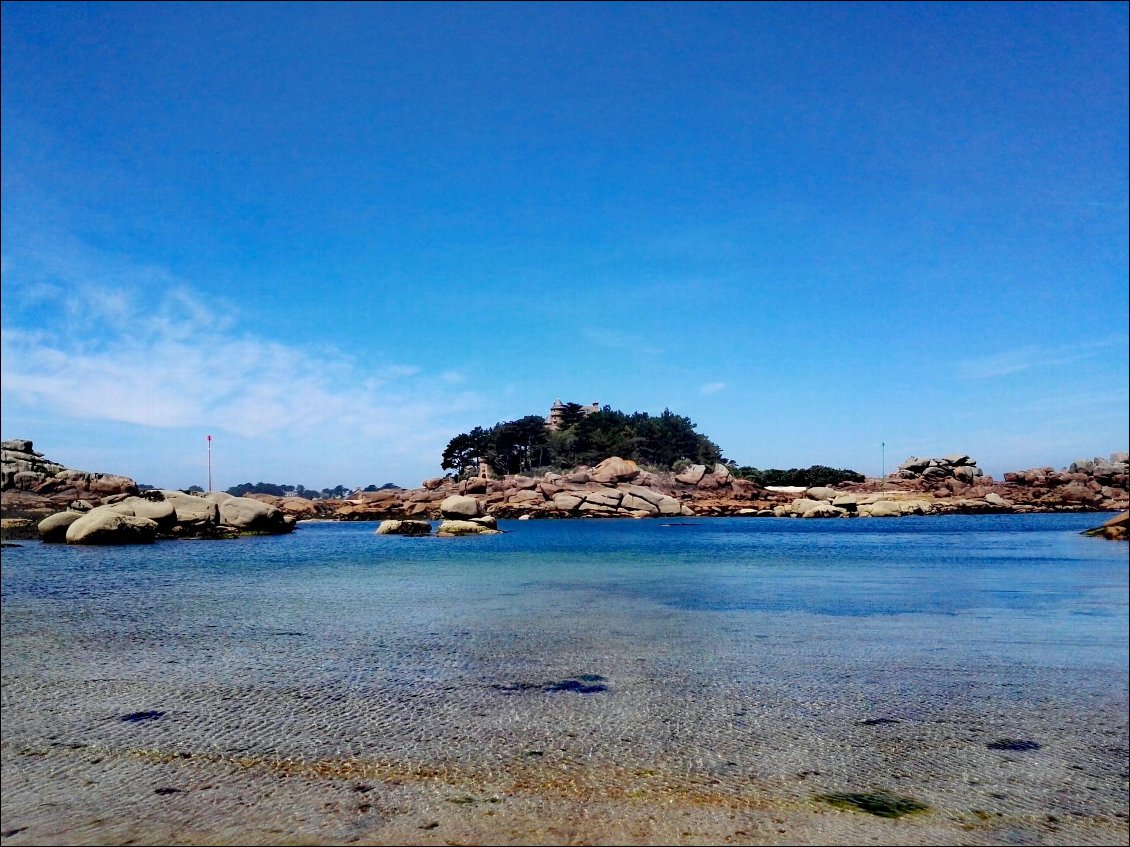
[38,490,294,544]
[2,439,138,517]
[896,454,985,483]
[204,492,293,534]
[1,439,66,487]
[1001,453,1128,512]
[254,456,772,522]
[12,438,1127,532]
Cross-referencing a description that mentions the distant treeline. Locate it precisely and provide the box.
[441,405,724,476]
[223,481,401,499]
[728,465,865,487]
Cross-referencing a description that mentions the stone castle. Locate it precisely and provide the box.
[545,399,600,431]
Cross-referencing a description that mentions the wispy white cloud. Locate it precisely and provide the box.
[957,336,1129,379]
[0,256,485,485]
[699,381,726,395]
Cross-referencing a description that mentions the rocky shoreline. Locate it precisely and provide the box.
[1,439,294,543]
[2,439,1126,543]
[247,452,1128,524]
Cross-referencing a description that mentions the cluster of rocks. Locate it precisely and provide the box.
[3,438,1126,542]
[776,487,1016,519]
[895,453,985,483]
[35,489,295,544]
[376,495,502,537]
[1001,453,1128,510]
[233,449,1128,526]
[851,451,1128,515]
[267,457,766,523]
[1,438,138,515]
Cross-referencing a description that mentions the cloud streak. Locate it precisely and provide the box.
[0,263,484,485]
[957,336,1129,379]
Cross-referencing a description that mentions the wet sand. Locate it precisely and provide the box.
[3,622,1127,846]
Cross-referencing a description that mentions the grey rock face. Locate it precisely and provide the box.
[215,496,289,533]
[161,491,221,527]
[440,495,484,519]
[101,496,178,530]
[1,439,68,490]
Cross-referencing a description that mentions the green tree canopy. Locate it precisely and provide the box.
[440,405,724,476]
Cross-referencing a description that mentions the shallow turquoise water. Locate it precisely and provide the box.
[1,513,1127,844]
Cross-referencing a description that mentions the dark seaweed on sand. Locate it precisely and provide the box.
[816,790,929,818]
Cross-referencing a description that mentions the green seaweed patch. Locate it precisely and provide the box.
[816,790,930,818]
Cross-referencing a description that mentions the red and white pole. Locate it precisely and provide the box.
[207,434,213,492]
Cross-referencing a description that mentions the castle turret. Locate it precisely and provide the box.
[546,399,599,430]
[546,399,566,430]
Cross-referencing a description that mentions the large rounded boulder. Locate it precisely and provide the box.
[65,510,159,544]
[210,494,293,534]
[440,495,484,519]
[38,510,85,543]
[590,456,640,484]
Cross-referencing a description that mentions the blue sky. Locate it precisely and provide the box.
[2,1,1127,490]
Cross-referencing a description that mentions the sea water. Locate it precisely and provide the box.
[1,513,1127,845]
